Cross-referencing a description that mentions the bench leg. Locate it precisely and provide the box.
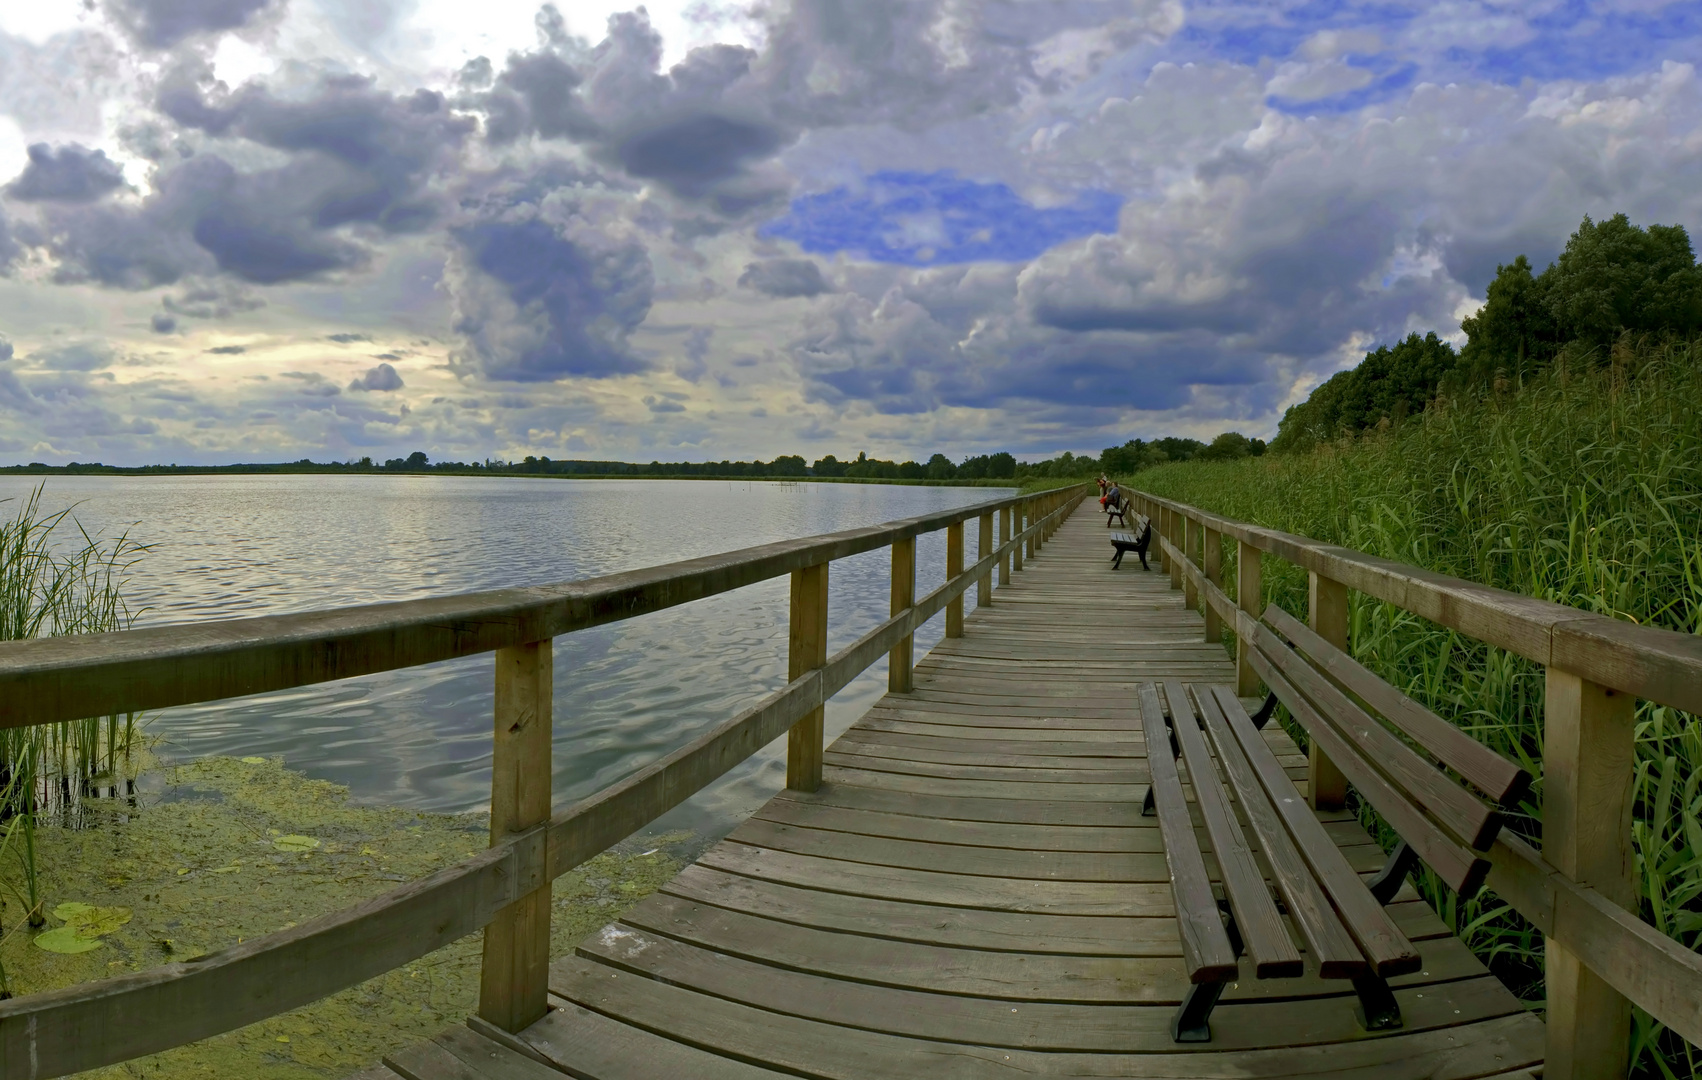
[1172,980,1227,1043]
[1138,550,1149,571]
[1352,972,1403,1031]
[1367,840,1419,904]
[1249,692,1280,730]
[1112,549,1124,569]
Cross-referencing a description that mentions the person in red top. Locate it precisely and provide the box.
[1098,474,1111,507]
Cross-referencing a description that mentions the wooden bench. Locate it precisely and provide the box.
[1110,518,1152,570]
[1103,491,1127,527]
[1137,602,1530,1043]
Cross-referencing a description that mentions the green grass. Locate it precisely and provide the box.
[1135,340,1702,1078]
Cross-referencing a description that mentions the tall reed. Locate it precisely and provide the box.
[1136,340,1702,1078]
[0,486,147,952]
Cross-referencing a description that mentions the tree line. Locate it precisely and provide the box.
[1273,213,1702,453]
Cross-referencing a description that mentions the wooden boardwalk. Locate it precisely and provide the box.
[361,508,1545,1080]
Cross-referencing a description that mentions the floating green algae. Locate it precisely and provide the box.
[0,754,689,1079]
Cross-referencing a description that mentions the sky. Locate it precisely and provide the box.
[0,0,1698,466]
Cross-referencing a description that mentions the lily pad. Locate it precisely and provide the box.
[274,835,321,852]
[34,926,104,954]
[54,902,133,936]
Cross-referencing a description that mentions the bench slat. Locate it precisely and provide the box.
[1136,684,1237,983]
[1263,605,1530,807]
[1163,682,1301,979]
[1198,687,1367,979]
[1254,619,1501,851]
[1250,648,1490,902]
[1215,676,1422,978]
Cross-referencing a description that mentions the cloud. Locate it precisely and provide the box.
[327,333,370,343]
[31,342,117,372]
[206,345,246,354]
[0,338,12,362]
[104,0,281,49]
[150,313,177,333]
[739,258,831,297]
[446,164,653,382]
[349,362,404,391]
[3,144,128,203]
[763,171,1122,265]
[162,279,266,319]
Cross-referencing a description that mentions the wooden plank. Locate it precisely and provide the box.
[480,640,554,1033]
[822,763,1144,802]
[661,864,1179,955]
[1305,572,1351,811]
[821,749,1143,785]
[775,782,1153,827]
[890,536,916,693]
[1163,681,1300,978]
[946,521,965,638]
[1136,683,1237,983]
[344,1067,406,1080]
[754,798,1160,853]
[1250,646,1489,897]
[1215,684,1422,978]
[695,842,1166,916]
[1264,604,1528,805]
[786,562,829,792]
[725,821,1167,881]
[1198,686,1367,979]
[406,1024,564,1080]
[976,512,993,608]
[1237,537,1262,697]
[523,999,791,1079]
[552,955,1545,1079]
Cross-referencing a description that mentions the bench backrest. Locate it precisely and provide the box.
[1248,603,1532,900]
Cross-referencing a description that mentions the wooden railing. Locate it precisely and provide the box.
[0,483,1090,1078]
[1130,488,1702,1080]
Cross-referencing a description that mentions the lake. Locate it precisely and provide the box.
[0,475,1014,841]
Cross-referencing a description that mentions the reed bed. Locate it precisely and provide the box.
[1135,340,1702,1078]
[0,486,145,965]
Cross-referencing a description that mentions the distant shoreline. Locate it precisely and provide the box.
[0,463,1041,488]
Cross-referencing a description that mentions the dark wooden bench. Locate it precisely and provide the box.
[1110,518,1152,570]
[1103,491,1127,527]
[1138,602,1530,1043]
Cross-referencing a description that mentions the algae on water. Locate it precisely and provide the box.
[0,754,689,1080]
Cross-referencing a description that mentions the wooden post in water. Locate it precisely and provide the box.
[1182,514,1199,611]
[1544,668,1636,1080]
[479,639,552,1033]
[977,512,994,606]
[946,521,965,638]
[890,536,916,693]
[999,506,1013,588]
[786,562,829,792]
[1202,525,1222,643]
[1306,572,1350,810]
[1235,539,1261,697]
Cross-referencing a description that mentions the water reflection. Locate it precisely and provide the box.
[0,476,1014,840]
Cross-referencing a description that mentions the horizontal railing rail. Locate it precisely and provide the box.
[1131,488,1702,1080]
[0,482,1091,1078]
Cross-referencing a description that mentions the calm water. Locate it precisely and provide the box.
[0,476,1012,840]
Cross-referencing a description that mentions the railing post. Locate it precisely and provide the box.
[479,639,553,1033]
[999,506,1012,588]
[977,512,994,606]
[1013,502,1026,573]
[1544,668,1636,1080]
[1167,509,1182,590]
[1306,572,1350,810]
[1202,526,1222,643]
[1235,539,1261,697]
[1182,515,1199,611]
[946,521,965,638]
[890,536,916,692]
[786,562,829,792]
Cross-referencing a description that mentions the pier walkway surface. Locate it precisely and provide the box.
[356,508,1545,1080]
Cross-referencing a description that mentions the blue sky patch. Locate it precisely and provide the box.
[763,171,1122,266]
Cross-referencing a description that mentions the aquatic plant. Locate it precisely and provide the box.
[1135,338,1702,1078]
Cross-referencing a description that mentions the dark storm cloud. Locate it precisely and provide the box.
[105,0,280,49]
[32,72,474,290]
[739,258,831,297]
[446,165,653,382]
[3,144,128,203]
[150,313,177,334]
[349,362,404,391]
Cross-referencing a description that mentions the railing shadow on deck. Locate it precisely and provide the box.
[1129,487,1702,1080]
[0,482,1091,1078]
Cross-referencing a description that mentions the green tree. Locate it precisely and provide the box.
[925,453,956,479]
[1272,333,1458,452]
[987,452,1016,479]
[811,455,845,477]
[1546,213,1702,347]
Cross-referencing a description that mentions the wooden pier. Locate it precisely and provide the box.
[0,482,1696,1080]
[361,507,1545,1080]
